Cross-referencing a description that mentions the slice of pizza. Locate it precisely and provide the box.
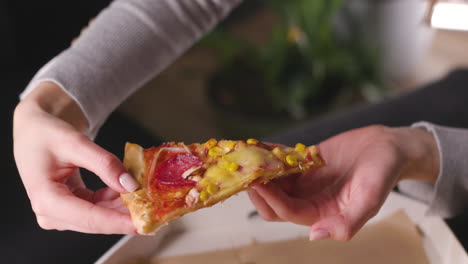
[121,139,325,234]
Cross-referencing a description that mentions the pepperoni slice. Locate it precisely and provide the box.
[154,153,202,187]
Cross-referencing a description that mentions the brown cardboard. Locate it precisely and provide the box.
[153,211,429,264]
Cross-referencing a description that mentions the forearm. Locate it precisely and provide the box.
[17,82,88,132]
[22,0,242,137]
[398,122,468,218]
[391,126,439,184]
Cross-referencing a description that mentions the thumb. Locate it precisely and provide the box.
[60,134,139,193]
[309,196,383,242]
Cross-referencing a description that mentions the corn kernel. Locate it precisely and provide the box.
[205,138,217,149]
[199,190,209,201]
[227,162,239,172]
[246,138,258,145]
[286,155,298,166]
[224,140,235,150]
[208,146,222,156]
[206,183,219,195]
[309,145,318,156]
[295,143,306,152]
[272,147,283,157]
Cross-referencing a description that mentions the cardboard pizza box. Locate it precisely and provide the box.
[96,191,468,264]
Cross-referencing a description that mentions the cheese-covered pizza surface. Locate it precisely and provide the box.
[121,139,325,234]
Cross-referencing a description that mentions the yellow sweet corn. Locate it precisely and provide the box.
[199,190,209,201]
[224,140,235,151]
[286,155,298,166]
[206,183,219,195]
[227,162,239,172]
[208,146,222,156]
[246,138,258,145]
[205,138,218,149]
[272,147,283,157]
[295,143,306,152]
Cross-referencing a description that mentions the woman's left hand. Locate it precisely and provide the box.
[248,125,439,241]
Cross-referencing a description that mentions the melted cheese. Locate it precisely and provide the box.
[224,146,268,170]
[202,146,281,191]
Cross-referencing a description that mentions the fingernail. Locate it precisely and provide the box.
[309,229,330,241]
[119,173,139,192]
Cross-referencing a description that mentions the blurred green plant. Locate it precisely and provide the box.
[203,0,385,120]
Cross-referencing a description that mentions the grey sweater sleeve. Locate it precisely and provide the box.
[20,0,242,137]
[399,121,468,218]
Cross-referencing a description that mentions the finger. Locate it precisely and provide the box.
[36,212,134,234]
[254,183,318,225]
[73,187,94,201]
[36,215,97,233]
[61,196,135,234]
[67,171,96,201]
[271,173,300,193]
[59,134,139,193]
[93,187,121,202]
[73,187,120,203]
[247,188,280,221]
[96,197,130,214]
[69,186,127,212]
[309,193,384,242]
[37,184,136,234]
[66,170,87,191]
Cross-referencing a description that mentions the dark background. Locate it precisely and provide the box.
[1,1,135,263]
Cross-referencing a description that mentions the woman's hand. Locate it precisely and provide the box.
[248,125,439,241]
[13,82,139,234]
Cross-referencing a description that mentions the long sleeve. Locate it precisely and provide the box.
[20,0,242,137]
[399,121,468,218]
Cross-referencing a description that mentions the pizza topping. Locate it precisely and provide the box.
[205,181,219,195]
[185,188,200,207]
[227,162,239,172]
[189,175,202,182]
[272,147,285,160]
[181,166,202,179]
[295,143,306,152]
[246,138,258,145]
[199,190,209,202]
[203,166,232,185]
[208,146,223,157]
[202,145,282,192]
[147,147,187,188]
[154,154,202,187]
[182,144,192,154]
[285,155,299,166]
[224,146,269,169]
[221,140,236,151]
[219,159,239,172]
[205,138,218,149]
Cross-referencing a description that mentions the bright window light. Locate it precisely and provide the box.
[431,2,468,31]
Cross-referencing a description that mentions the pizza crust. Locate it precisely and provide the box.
[121,143,156,234]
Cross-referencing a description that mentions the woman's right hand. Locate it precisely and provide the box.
[13,82,139,234]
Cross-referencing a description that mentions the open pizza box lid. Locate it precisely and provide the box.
[96,191,468,264]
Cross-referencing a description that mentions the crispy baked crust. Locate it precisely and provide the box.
[121,141,325,234]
